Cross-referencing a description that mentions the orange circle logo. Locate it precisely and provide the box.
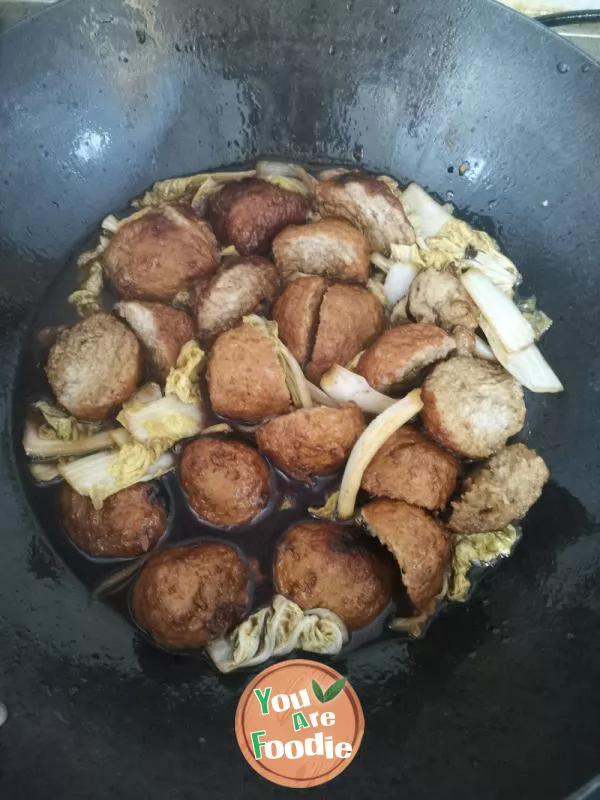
[235,659,364,788]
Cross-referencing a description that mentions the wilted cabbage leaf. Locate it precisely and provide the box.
[67,262,104,318]
[118,394,204,447]
[448,525,520,602]
[33,401,100,441]
[309,491,340,520]
[134,170,255,208]
[165,340,205,403]
[518,296,553,339]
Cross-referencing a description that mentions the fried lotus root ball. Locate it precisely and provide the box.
[361,426,460,511]
[421,357,526,459]
[60,483,167,558]
[206,178,310,255]
[180,437,271,527]
[131,541,250,649]
[356,323,455,393]
[272,218,371,283]
[449,443,549,533]
[360,498,450,612]
[115,301,196,380]
[103,206,218,301]
[196,256,279,342]
[206,323,292,423]
[273,521,394,629]
[45,312,142,421]
[256,403,365,481]
[315,173,415,253]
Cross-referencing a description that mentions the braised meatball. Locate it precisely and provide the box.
[103,206,219,301]
[196,256,279,342]
[115,301,195,380]
[45,312,141,420]
[361,426,459,511]
[206,178,309,255]
[408,268,479,331]
[256,403,365,481]
[206,322,292,423]
[273,276,328,367]
[131,542,250,649]
[180,437,271,526]
[273,521,394,629]
[60,483,167,557]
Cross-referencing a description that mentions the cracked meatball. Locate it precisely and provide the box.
[357,323,455,393]
[272,218,371,283]
[103,206,218,301]
[180,437,271,527]
[196,256,279,342]
[60,483,167,558]
[206,178,309,255]
[361,426,459,511]
[408,268,479,331]
[422,357,526,458]
[316,174,415,253]
[273,276,328,367]
[132,542,250,649]
[273,521,394,629]
[449,443,549,533]
[46,312,141,420]
[256,403,365,481]
[207,322,292,423]
[115,301,195,380]
[361,498,450,611]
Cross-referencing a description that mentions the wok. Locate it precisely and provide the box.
[1,0,600,797]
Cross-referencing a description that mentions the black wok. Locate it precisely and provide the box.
[1,0,600,797]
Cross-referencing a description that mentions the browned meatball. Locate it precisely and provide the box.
[206,178,309,255]
[408,268,479,331]
[356,323,455,393]
[360,499,450,611]
[361,426,459,511]
[131,542,250,649]
[272,219,371,283]
[46,312,142,420]
[196,256,279,342]
[273,521,394,629]
[103,206,218,301]
[115,301,196,380]
[60,483,166,558]
[180,437,271,526]
[256,403,365,481]
[207,323,292,423]
[273,276,327,366]
[307,283,384,382]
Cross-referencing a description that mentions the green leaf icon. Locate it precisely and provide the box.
[323,677,346,702]
[312,679,325,703]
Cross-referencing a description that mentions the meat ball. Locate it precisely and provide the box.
[421,357,526,459]
[315,174,415,254]
[361,425,459,511]
[103,206,219,301]
[256,403,365,481]
[273,521,394,629]
[206,178,309,255]
[207,323,292,423]
[272,219,371,283]
[131,542,250,649]
[408,268,479,331]
[180,437,271,526]
[449,443,549,533]
[60,483,167,558]
[46,312,141,420]
[273,276,327,366]
[196,256,279,342]
[115,301,195,380]
[356,323,455,393]
[307,283,384,382]
[360,498,450,611]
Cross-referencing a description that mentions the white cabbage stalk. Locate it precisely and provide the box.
[401,182,453,239]
[383,262,418,304]
[462,250,520,295]
[371,252,394,273]
[473,334,496,361]
[306,381,339,408]
[255,161,316,195]
[479,319,563,393]
[29,462,61,484]
[462,268,535,353]
[23,420,117,460]
[337,389,423,519]
[58,447,174,509]
[117,395,205,445]
[366,278,388,306]
[321,365,395,415]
